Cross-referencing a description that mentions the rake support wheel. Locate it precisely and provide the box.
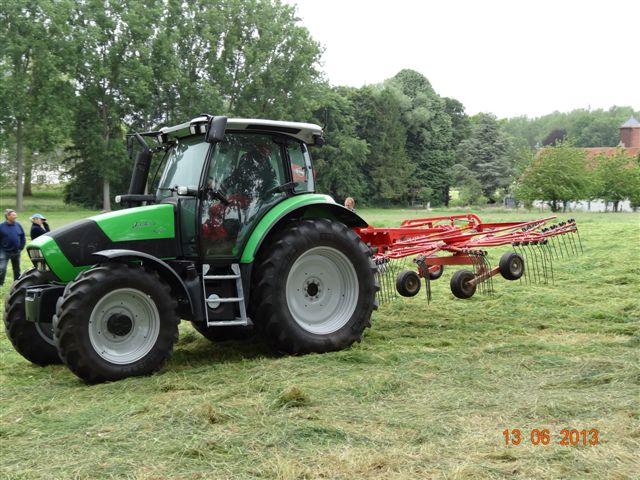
[396,270,421,297]
[450,270,477,299]
[499,252,525,280]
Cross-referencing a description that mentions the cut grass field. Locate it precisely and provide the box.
[1,193,639,479]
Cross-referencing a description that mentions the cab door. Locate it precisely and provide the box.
[199,133,287,259]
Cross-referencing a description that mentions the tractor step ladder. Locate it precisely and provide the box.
[202,263,251,327]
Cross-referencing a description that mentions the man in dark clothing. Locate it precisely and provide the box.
[0,208,26,286]
[30,213,50,240]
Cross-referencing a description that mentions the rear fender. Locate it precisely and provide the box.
[240,201,368,264]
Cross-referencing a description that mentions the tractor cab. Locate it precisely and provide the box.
[125,116,322,260]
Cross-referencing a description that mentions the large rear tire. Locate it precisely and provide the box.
[53,264,179,383]
[4,269,62,366]
[252,219,378,354]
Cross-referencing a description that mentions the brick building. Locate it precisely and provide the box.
[583,116,640,160]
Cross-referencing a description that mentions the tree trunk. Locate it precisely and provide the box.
[613,200,619,213]
[23,156,33,196]
[103,178,111,212]
[15,120,24,211]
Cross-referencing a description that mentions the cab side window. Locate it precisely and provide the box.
[288,142,314,193]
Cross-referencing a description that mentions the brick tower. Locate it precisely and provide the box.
[620,116,640,148]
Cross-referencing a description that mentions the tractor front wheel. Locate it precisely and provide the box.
[252,219,378,354]
[4,269,62,366]
[53,264,179,383]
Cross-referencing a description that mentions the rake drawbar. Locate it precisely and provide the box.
[354,214,581,303]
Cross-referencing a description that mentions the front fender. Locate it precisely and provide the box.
[92,249,195,318]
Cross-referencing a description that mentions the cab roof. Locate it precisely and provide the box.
[158,115,324,145]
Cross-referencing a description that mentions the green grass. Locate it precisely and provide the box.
[1,192,639,479]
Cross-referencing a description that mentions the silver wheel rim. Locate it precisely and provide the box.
[88,288,160,364]
[285,246,359,335]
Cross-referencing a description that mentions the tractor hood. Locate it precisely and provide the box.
[27,204,176,282]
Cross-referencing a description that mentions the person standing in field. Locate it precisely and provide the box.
[344,197,356,212]
[0,209,26,286]
[30,213,50,240]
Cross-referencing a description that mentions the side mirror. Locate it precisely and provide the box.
[206,116,228,143]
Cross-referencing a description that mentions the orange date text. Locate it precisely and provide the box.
[503,428,600,446]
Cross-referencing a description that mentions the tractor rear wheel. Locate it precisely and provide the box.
[4,269,62,366]
[450,270,477,299]
[252,219,378,354]
[53,264,179,383]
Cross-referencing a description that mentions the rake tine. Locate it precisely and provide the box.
[539,244,552,284]
[543,242,554,284]
[535,244,545,284]
[550,236,562,259]
[477,254,485,296]
[575,227,584,254]
[559,233,571,257]
[568,231,579,256]
[521,245,531,284]
[531,242,547,283]
[529,244,541,283]
[567,232,575,256]
[538,243,549,284]
[485,254,494,295]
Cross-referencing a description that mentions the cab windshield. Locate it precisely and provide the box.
[156,137,210,197]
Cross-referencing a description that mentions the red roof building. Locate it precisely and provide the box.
[583,116,640,160]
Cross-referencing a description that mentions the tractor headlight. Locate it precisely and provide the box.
[28,248,44,261]
[27,248,49,271]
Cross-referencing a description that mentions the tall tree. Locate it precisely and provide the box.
[515,141,593,212]
[595,148,640,212]
[456,113,515,201]
[312,87,369,202]
[0,0,74,209]
[352,86,414,204]
[387,69,459,206]
[65,0,163,210]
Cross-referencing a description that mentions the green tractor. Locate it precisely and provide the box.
[5,115,378,383]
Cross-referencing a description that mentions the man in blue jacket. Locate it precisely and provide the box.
[0,209,26,286]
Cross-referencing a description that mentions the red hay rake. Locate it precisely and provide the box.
[355,214,582,302]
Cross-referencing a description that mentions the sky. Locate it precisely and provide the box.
[282,0,640,119]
